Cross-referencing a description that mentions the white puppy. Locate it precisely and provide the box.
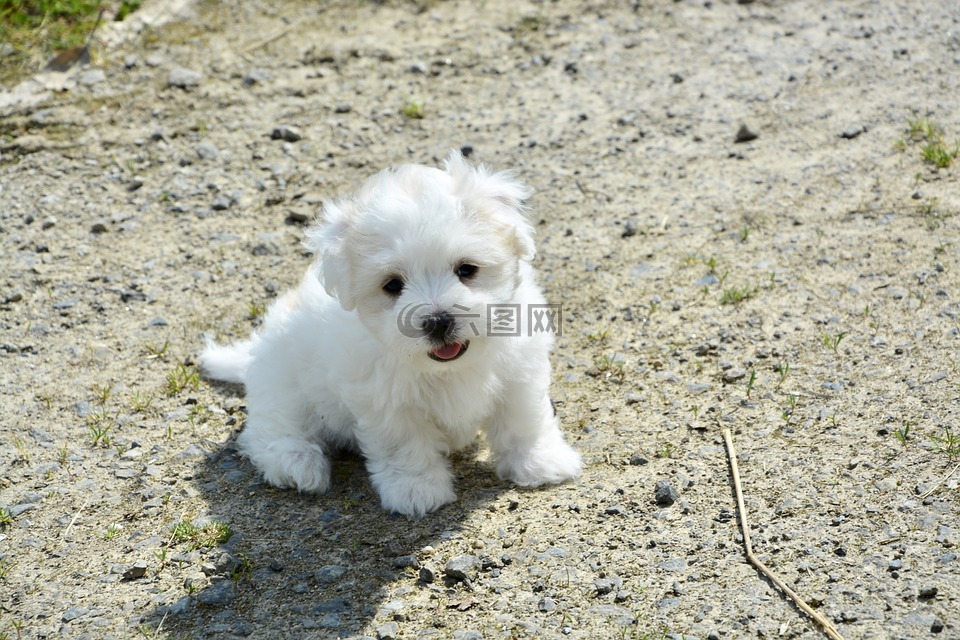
[200,151,582,516]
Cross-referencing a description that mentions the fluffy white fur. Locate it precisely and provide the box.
[200,151,582,517]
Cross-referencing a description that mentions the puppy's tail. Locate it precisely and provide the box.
[198,336,255,385]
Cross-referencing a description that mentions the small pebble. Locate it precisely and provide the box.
[197,142,218,159]
[197,580,236,606]
[595,577,622,595]
[377,622,399,640]
[629,453,649,466]
[444,555,479,582]
[919,586,938,599]
[734,123,758,143]
[168,67,203,89]
[655,480,679,506]
[62,607,89,622]
[393,555,420,569]
[243,69,271,86]
[271,125,303,142]
[840,125,865,139]
[722,367,747,383]
[314,565,346,584]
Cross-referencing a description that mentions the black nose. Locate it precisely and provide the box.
[422,312,454,342]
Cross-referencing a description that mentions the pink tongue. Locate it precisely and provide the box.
[432,343,462,360]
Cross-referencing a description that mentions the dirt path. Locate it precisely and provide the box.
[1,1,958,638]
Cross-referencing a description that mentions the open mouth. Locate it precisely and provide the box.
[428,340,469,362]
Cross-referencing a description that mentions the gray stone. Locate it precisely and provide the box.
[735,123,758,143]
[313,596,350,614]
[595,577,622,595]
[78,69,106,86]
[212,196,231,211]
[377,621,399,640]
[197,580,236,606]
[243,69,271,86]
[123,560,148,580]
[840,125,865,139]
[655,480,679,506]
[271,125,303,142]
[658,557,687,572]
[197,142,218,159]
[418,564,436,583]
[393,555,420,569]
[919,585,938,599]
[629,453,649,466]
[318,613,340,628]
[62,607,89,622]
[168,67,203,89]
[722,367,747,383]
[444,555,480,582]
[178,444,209,460]
[315,565,347,583]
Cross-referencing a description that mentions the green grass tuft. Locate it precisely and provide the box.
[164,363,201,395]
[172,520,234,550]
[720,284,758,305]
[906,116,958,169]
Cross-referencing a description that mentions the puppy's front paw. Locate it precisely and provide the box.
[496,433,582,487]
[371,466,456,517]
[242,436,332,494]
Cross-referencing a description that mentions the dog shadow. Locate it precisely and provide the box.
[143,383,517,638]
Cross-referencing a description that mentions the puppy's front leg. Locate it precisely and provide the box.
[356,412,457,517]
[487,383,583,487]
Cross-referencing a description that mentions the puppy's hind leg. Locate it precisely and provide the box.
[237,413,332,493]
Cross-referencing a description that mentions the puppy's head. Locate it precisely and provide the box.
[305,150,534,369]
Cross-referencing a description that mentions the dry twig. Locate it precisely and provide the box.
[722,428,846,640]
[919,462,960,500]
[62,497,90,538]
[243,24,299,57]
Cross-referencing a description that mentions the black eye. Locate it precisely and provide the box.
[456,263,478,281]
[382,277,404,296]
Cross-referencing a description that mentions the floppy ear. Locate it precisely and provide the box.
[444,149,536,261]
[304,200,357,311]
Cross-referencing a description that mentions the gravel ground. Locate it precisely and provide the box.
[1,0,959,638]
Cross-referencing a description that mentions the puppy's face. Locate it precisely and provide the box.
[306,151,535,370]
